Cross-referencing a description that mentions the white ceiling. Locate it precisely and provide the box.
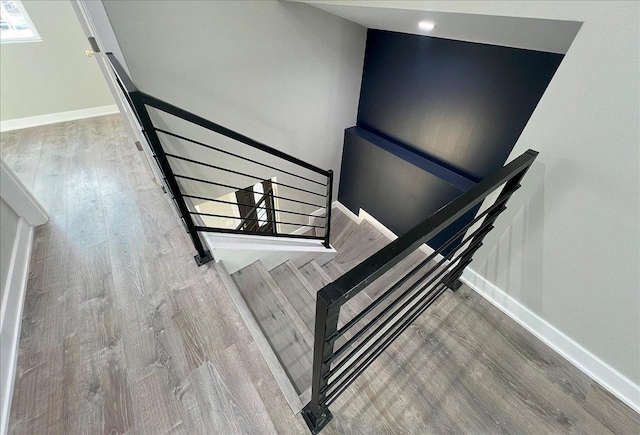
[293,1,582,54]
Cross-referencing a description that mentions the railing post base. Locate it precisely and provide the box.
[446,279,463,292]
[302,404,333,434]
[194,250,214,266]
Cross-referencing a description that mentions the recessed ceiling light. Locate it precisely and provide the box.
[418,21,435,31]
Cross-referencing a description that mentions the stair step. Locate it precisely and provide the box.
[329,208,360,252]
[362,249,431,301]
[319,226,438,351]
[269,260,317,334]
[215,261,304,412]
[334,220,391,272]
[321,260,345,281]
[220,205,443,411]
[231,261,313,394]
[298,260,332,292]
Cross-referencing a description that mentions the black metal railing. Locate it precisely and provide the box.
[105,53,334,264]
[302,149,538,433]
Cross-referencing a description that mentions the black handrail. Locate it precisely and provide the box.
[302,149,538,433]
[105,52,334,259]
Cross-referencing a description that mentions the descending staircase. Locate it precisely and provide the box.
[221,206,435,412]
[104,49,540,434]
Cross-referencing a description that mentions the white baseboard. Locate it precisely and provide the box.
[461,268,640,414]
[332,200,360,223]
[0,218,34,435]
[0,104,119,132]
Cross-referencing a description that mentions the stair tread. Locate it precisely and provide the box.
[299,261,332,292]
[269,261,317,334]
[231,262,312,394]
[334,220,391,272]
[321,260,345,281]
[329,208,360,252]
[362,249,431,301]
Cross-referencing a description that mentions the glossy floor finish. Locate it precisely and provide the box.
[2,116,639,434]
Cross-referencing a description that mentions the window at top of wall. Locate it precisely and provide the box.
[0,0,40,43]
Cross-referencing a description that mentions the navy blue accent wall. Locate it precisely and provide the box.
[338,29,562,250]
[339,129,480,251]
[356,30,563,181]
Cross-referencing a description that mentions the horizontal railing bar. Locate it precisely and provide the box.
[328,218,497,348]
[323,283,449,407]
[329,244,482,393]
[174,174,326,208]
[193,225,324,241]
[323,233,487,373]
[165,153,326,197]
[328,199,510,342]
[156,129,328,187]
[318,150,536,308]
[140,98,331,176]
[189,211,325,229]
[182,193,326,219]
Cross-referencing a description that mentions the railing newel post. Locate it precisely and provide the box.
[302,286,340,434]
[323,170,334,248]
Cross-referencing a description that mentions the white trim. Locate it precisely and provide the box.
[0,105,119,132]
[332,200,360,223]
[0,160,48,226]
[461,268,640,414]
[204,231,335,274]
[0,218,34,435]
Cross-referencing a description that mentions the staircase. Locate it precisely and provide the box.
[221,206,438,413]
[104,49,539,434]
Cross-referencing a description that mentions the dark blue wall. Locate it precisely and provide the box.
[338,128,480,252]
[338,29,562,249]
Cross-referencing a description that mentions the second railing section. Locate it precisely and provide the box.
[302,150,538,433]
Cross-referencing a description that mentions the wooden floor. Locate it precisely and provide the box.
[2,116,639,434]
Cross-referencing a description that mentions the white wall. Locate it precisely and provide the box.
[101,0,366,206]
[0,198,20,301]
[0,0,114,121]
[485,1,639,385]
[447,0,640,388]
[303,0,640,391]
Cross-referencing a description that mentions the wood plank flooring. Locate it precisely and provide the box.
[232,263,314,395]
[2,116,639,434]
